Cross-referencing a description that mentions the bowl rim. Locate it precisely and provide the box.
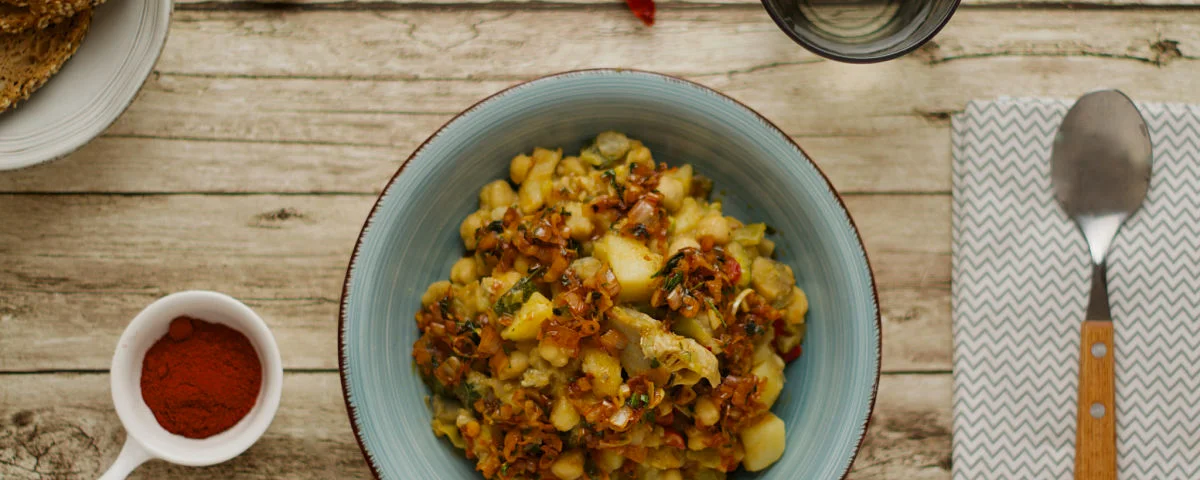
[0,0,175,171]
[757,0,960,64]
[337,68,882,480]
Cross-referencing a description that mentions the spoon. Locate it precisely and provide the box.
[1050,90,1152,480]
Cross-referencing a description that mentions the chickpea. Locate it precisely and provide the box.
[657,176,685,212]
[498,350,529,380]
[550,395,581,432]
[421,281,452,306]
[667,236,700,256]
[510,154,532,184]
[459,211,486,250]
[694,396,720,426]
[557,156,588,177]
[513,256,531,275]
[694,214,731,245]
[539,341,571,368]
[551,450,585,480]
[625,144,652,166]
[479,180,516,210]
[570,257,603,279]
[562,202,593,241]
[596,449,625,472]
[450,257,477,285]
[518,148,563,212]
[661,470,683,480]
[494,271,522,293]
[518,178,550,213]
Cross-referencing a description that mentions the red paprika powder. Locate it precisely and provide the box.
[140,316,263,439]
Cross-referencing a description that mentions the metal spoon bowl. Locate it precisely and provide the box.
[1050,89,1152,480]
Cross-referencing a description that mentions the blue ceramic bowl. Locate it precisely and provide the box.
[339,69,880,479]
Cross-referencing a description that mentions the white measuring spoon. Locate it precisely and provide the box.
[99,291,284,479]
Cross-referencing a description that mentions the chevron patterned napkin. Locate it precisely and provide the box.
[951,98,1200,479]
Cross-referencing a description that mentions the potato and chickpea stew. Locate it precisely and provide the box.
[411,132,810,480]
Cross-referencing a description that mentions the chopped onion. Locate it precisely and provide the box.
[730,288,754,316]
[610,406,634,430]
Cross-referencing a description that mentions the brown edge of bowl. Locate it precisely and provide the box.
[337,68,883,480]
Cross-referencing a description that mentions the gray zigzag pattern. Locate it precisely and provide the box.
[951,98,1200,479]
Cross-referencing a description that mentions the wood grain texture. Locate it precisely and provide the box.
[2,0,1174,477]
[1074,320,1116,480]
[148,9,1200,79]
[0,373,951,479]
[0,194,949,371]
[4,9,1200,193]
[0,373,368,479]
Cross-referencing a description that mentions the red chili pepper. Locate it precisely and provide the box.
[662,428,685,449]
[781,345,802,363]
[727,257,741,285]
[772,319,785,338]
[625,0,655,26]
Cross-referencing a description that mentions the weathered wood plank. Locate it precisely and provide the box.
[1,73,952,193]
[0,373,368,479]
[153,9,1198,79]
[850,374,953,479]
[0,372,951,479]
[6,8,1200,193]
[0,194,949,371]
[0,137,402,194]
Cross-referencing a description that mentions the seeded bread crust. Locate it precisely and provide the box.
[0,7,91,111]
[0,0,102,34]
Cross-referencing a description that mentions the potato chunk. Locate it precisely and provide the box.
[751,353,786,408]
[593,234,662,303]
[740,413,786,471]
[581,348,623,397]
[502,291,553,341]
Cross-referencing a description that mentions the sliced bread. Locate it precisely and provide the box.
[0,7,90,111]
[0,0,101,34]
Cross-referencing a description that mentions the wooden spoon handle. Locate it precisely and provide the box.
[1075,320,1117,480]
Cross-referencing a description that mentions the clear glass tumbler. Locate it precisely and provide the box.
[760,0,960,63]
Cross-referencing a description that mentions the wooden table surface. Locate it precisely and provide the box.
[3,0,1199,477]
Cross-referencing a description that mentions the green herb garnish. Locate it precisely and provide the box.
[662,271,684,292]
[492,266,544,315]
[650,358,661,369]
[602,169,624,197]
[704,298,725,326]
[453,381,481,405]
[485,220,505,233]
[627,393,650,408]
[654,251,686,278]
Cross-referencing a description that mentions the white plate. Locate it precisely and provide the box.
[0,0,171,170]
